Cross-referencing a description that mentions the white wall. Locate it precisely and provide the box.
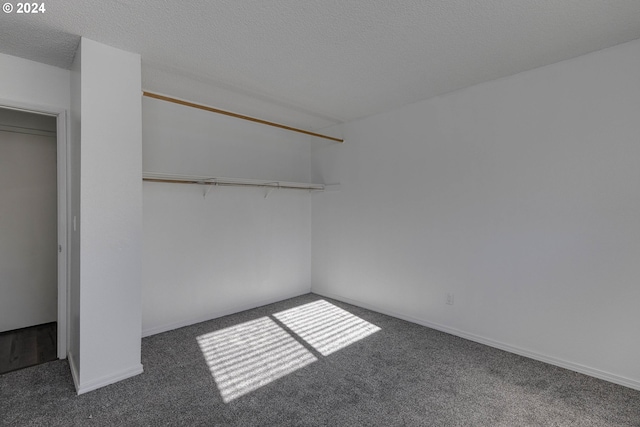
[74,38,143,393]
[142,96,312,336]
[311,39,640,390]
[0,116,57,332]
[142,97,312,181]
[0,54,70,109]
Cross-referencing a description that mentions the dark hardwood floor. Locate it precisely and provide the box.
[0,322,57,374]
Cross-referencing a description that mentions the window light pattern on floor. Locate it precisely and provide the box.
[196,317,317,403]
[273,300,381,356]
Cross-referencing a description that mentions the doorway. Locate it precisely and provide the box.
[0,104,68,370]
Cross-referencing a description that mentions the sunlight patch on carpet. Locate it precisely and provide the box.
[273,300,381,356]
[197,317,317,403]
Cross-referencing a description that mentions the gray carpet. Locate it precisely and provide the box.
[1,293,639,426]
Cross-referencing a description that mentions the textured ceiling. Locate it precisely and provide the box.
[2,1,640,128]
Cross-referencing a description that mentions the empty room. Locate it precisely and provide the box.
[1,2,639,425]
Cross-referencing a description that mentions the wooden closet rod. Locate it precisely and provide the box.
[143,91,343,143]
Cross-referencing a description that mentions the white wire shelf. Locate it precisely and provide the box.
[142,172,326,193]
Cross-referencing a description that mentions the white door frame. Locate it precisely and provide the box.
[0,98,69,360]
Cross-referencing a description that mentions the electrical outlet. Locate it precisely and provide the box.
[446,293,454,305]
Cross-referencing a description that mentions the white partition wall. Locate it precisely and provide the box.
[70,38,143,394]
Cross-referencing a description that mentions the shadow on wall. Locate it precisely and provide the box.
[196,300,381,403]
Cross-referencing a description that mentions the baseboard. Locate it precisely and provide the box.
[142,289,311,338]
[313,290,640,392]
[67,351,80,393]
[76,364,144,395]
